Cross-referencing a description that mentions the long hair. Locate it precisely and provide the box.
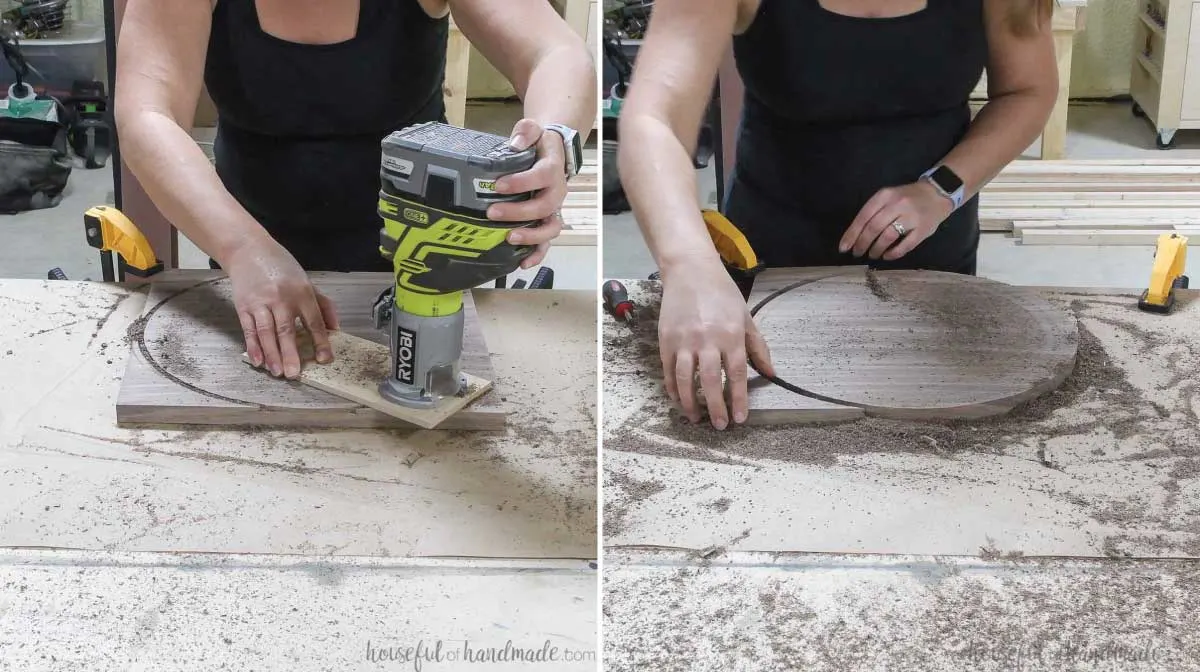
[1009,0,1056,36]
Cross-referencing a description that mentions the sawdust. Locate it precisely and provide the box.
[604,472,666,537]
[706,497,732,513]
[606,324,1148,466]
[152,331,200,378]
[978,538,1027,561]
[604,283,1200,554]
[864,268,893,303]
[603,559,1200,672]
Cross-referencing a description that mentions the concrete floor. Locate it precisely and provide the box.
[603,102,1197,289]
[0,102,598,290]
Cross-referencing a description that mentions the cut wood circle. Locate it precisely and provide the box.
[750,269,1079,420]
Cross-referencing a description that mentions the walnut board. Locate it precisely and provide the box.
[745,267,1079,421]
[241,330,493,430]
[116,272,506,430]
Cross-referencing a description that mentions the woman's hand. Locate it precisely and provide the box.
[660,258,775,430]
[224,237,340,379]
[839,181,954,262]
[490,118,568,268]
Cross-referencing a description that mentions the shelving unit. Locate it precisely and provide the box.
[968,0,1087,160]
[1130,0,1200,148]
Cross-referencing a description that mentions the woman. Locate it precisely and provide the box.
[115,0,595,380]
[618,0,1057,430]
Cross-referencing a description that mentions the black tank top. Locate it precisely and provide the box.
[204,0,448,271]
[724,0,987,274]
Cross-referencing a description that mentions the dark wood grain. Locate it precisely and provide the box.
[746,267,1079,421]
[116,272,506,430]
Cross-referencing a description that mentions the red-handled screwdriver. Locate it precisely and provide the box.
[602,279,637,325]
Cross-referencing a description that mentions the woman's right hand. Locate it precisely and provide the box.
[659,259,775,430]
[223,238,339,379]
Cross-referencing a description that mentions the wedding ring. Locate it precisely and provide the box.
[891,219,907,237]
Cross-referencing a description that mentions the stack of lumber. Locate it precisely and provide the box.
[980,160,1200,246]
[558,148,598,245]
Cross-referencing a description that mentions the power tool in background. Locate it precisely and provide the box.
[65,79,111,169]
[1138,233,1188,314]
[371,122,546,408]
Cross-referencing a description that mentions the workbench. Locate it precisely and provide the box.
[602,279,1200,671]
[0,274,597,670]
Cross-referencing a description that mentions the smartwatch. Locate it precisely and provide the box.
[921,165,966,211]
[544,123,583,179]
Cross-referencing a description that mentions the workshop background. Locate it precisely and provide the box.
[0,0,598,288]
[601,0,1200,288]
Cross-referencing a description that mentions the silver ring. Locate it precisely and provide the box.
[891,219,907,237]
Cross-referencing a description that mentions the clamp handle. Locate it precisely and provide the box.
[84,206,164,279]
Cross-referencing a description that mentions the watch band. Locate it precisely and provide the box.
[921,165,966,211]
[544,123,583,179]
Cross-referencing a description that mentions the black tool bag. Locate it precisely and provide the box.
[0,110,73,214]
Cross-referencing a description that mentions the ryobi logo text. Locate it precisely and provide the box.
[396,327,416,385]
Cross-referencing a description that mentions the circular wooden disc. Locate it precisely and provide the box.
[752,270,1078,419]
[140,278,353,409]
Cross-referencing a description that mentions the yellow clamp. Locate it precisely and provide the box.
[84,205,164,277]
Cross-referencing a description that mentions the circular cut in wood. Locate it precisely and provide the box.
[751,269,1078,420]
[139,278,362,409]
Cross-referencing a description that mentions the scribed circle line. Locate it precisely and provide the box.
[746,275,868,409]
[131,277,287,410]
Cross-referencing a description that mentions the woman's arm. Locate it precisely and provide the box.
[841,0,1058,260]
[618,0,743,275]
[448,0,595,143]
[617,0,773,431]
[448,0,597,266]
[116,0,337,379]
[943,0,1058,196]
[115,0,257,265]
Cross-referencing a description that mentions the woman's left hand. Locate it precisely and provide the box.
[488,118,568,268]
[839,181,954,262]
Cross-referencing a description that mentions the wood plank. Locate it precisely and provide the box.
[116,272,507,430]
[1011,219,1200,231]
[1000,158,1200,166]
[1041,24,1075,158]
[996,161,1200,174]
[986,182,1200,192]
[981,192,1200,206]
[980,207,1200,223]
[444,18,470,127]
[745,267,1078,421]
[555,229,598,246]
[241,329,494,430]
[1018,228,1199,245]
[561,207,598,230]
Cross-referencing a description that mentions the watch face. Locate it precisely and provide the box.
[931,165,963,193]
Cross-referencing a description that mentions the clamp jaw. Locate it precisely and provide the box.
[84,206,164,282]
